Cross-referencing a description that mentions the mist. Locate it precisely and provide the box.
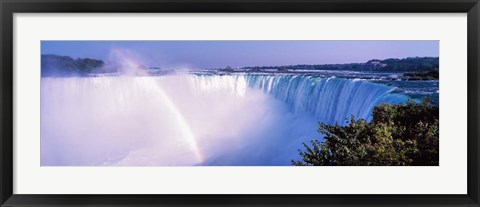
[41,75,319,166]
[40,47,410,166]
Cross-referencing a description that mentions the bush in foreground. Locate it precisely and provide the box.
[292,98,439,166]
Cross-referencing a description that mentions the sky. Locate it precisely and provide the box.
[41,41,439,69]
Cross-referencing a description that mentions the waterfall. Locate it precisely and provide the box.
[191,74,408,124]
[41,74,409,166]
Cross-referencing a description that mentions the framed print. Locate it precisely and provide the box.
[1,0,479,206]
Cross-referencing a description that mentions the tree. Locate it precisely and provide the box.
[41,54,105,76]
[292,98,439,166]
[220,65,234,72]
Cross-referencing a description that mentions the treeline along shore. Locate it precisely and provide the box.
[42,54,439,80]
[239,57,439,72]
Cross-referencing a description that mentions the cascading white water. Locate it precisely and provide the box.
[251,75,409,123]
[41,74,408,166]
[41,77,203,166]
[193,75,409,123]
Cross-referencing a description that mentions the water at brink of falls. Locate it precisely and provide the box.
[41,74,416,166]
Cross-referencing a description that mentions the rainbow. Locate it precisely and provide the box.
[110,48,203,163]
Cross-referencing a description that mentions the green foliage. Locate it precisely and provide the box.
[220,65,234,72]
[292,98,439,166]
[41,54,106,76]
[242,57,439,72]
[380,57,439,71]
[403,69,439,80]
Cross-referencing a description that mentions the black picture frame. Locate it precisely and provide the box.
[1,0,479,206]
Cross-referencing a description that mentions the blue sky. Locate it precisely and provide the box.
[41,41,439,69]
